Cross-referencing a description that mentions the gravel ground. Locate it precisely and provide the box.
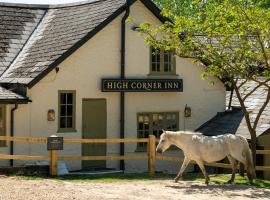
[0,176,269,200]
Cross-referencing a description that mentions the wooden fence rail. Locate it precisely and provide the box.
[0,135,270,176]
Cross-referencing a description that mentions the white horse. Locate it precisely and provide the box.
[156,130,256,184]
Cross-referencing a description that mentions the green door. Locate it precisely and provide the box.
[82,99,107,169]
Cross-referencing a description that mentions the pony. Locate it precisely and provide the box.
[156,130,256,185]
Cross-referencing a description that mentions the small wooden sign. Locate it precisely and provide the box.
[102,79,183,92]
[47,136,63,150]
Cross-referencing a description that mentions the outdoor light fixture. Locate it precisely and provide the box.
[47,109,55,121]
[184,104,191,117]
[131,25,140,32]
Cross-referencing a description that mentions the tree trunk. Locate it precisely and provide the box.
[250,132,257,167]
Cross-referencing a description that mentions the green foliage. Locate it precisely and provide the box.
[142,0,270,85]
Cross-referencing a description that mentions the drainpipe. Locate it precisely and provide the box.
[10,104,18,167]
[120,0,130,171]
[228,89,234,110]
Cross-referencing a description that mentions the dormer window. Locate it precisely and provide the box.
[150,47,176,75]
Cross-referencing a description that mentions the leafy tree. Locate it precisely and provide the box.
[140,0,270,164]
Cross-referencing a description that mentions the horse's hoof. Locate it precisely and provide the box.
[227,180,234,184]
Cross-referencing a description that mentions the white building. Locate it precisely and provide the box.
[0,0,226,173]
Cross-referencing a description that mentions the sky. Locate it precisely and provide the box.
[0,0,84,4]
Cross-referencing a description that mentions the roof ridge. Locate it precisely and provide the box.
[0,0,105,9]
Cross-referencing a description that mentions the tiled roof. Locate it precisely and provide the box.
[197,81,270,139]
[0,6,45,75]
[0,85,29,103]
[0,0,127,85]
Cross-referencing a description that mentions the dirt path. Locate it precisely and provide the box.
[0,176,269,200]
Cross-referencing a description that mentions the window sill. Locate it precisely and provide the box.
[147,73,179,77]
[57,128,77,133]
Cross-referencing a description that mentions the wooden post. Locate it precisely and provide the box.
[50,150,58,176]
[148,135,156,176]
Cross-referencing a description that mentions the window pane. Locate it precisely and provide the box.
[144,116,149,122]
[144,123,149,130]
[144,131,149,138]
[138,122,144,130]
[67,105,73,116]
[138,116,144,122]
[152,52,156,62]
[60,117,66,128]
[151,48,161,73]
[156,63,160,71]
[164,63,169,72]
[60,105,66,116]
[164,53,169,62]
[60,93,66,104]
[66,117,73,128]
[138,131,144,138]
[156,50,160,62]
[152,63,157,72]
[67,93,73,104]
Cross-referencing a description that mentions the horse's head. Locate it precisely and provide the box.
[156,130,172,154]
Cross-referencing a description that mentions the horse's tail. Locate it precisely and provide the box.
[241,136,256,181]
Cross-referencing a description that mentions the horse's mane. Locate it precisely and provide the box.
[165,130,202,135]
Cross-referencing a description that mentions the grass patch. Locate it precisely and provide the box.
[56,173,174,183]
[8,173,270,188]
[206,174,270,188]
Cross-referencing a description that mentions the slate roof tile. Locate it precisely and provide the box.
[0,85,27,101]
[0,6,45,76]
[0,0,126,84]
[198,81,270,139]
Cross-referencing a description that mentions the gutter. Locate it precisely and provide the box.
[10,104,18,166]
[119,0,130,171]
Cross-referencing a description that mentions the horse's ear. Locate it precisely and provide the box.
[162,129,166,133]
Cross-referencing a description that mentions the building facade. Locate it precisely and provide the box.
[0,0,226,173]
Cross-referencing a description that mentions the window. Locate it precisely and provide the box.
[150,48,176,75]
[137,112,179,150]
[0,105,6,147]
[58,91,76,132]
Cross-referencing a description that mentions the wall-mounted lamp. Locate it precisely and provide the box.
[131,25,141,32]
[184,104,191,118]
[47,109,55,121]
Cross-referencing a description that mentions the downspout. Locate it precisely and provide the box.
[10,104,18,166]
[120,0,130,171]
[228,89,234,110]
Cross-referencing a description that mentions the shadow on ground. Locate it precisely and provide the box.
[166,180,270,199]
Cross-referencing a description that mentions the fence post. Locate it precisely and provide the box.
[148,135,156,176]
[47,135,63,177]
[50,150,58,176]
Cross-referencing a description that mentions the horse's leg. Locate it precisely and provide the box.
[196,160,210,185]
[227,155,238,183]
[239,163,245,177]
[174,157,190,182]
